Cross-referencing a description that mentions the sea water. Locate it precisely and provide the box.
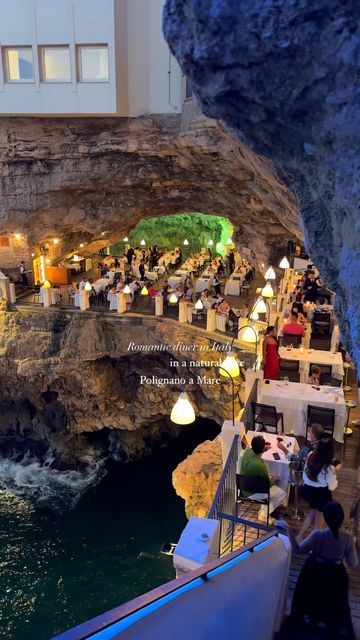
[0,420,219,640]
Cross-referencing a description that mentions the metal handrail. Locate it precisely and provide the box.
[207,434,239,520]
[52,528,279,640]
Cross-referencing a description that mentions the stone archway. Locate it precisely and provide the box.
[0,105,299,270]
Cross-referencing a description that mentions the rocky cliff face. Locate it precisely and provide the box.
[163,0,360,368]
[0,104,299,268]
[0,309,242,466]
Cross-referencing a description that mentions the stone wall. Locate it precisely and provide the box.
[0,234,31,280]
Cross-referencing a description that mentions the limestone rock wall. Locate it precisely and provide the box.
[172,437,223,518]
[0,105,299,269]
[0,309,238,465]
[163,0,360,368]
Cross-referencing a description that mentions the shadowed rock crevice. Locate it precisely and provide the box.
[163,0,360,367]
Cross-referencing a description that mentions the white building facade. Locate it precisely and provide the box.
[0,0,184,116]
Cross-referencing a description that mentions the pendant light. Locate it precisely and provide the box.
[141,285,149,296]
[261,282,274,298]
[220,352,240,379]
[169,293,178,304]
[264,266,276,280]
[183,239,189,246]
[279,256,290,269]
[123,236,129,242]
[195,299,204,310]
[208,240,214,247]
[123,284,131,295]
[84,281,92,292]
[252,297,267,313]
[170,392,196,425]
[140,239,146,246]
[42,280,52,289]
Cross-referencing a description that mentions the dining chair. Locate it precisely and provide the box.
[306,405,335,442]
[319,373,342,387]
[236,474,271,527]
[279,370,300,383]
[279,358,300,372]
[281,334,302,348]
[310,363,332,376]
[251,402,284,434]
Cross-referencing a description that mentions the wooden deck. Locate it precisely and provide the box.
[231,371,360,635]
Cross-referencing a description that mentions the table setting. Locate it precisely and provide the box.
[257,379,347,442]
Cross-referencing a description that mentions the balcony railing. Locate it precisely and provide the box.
[52,528,279,640]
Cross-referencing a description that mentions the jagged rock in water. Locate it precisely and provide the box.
[172,437,222,518]
[163,0,360,368]
[0,105,298,268]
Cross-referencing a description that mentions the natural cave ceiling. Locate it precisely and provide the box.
[163,0,360,367]
[0,106,299,268]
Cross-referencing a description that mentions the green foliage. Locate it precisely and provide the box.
[110,213,233,256]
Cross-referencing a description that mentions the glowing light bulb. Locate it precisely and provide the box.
[170,392,196,425]
[42,280,52,289]
[261,282,274,298]
[183,239,189,246]
[279,256,290,269]
[141,286,149,296]
[80,243,84,248]
[84,282,92,292]
[169,293,178,304]
[264,266,276,280]
[208,240,214,247]
[53,238,60,245]
[140,239,146,246]
[195,299,203,310]
[253,298,267,313]
[241,326,259,343]
[123,285,131,295]
[220,352,240,379]
[123,237,129,242]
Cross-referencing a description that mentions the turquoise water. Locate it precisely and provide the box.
[0,422,219,640]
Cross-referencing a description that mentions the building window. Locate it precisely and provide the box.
[40,46,71,82]
[3,47,34,82]
[77,45,109,82]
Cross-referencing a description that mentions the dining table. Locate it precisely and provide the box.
[278,346,344,382]
[257,379,347,443]
[238,431,298,504]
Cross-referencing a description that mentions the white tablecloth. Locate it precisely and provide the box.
[224,279,241,296]
[40,288,61,305]
[258,380,347,443]
[168,276,182,288]
[74,292,80,307]
[145,271,158,281]
[278,346,344,382]
[238,431,298,504]
[331,324,340,352]
[107,292,118,311]
[154,265,166,275]
[195,278,212,294]
[93,278,111,294]
[215,314,227,332]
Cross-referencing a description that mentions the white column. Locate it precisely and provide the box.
[41,287,52,308]
[245,368,263,402]
[117,292,127,314]
[178,300,188,323]
[9,283,16,303]
[0,271,10,302]
[221,420,245,467]
[206,308,216,332]
[79,289,90,311]
[155,294,164,316]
